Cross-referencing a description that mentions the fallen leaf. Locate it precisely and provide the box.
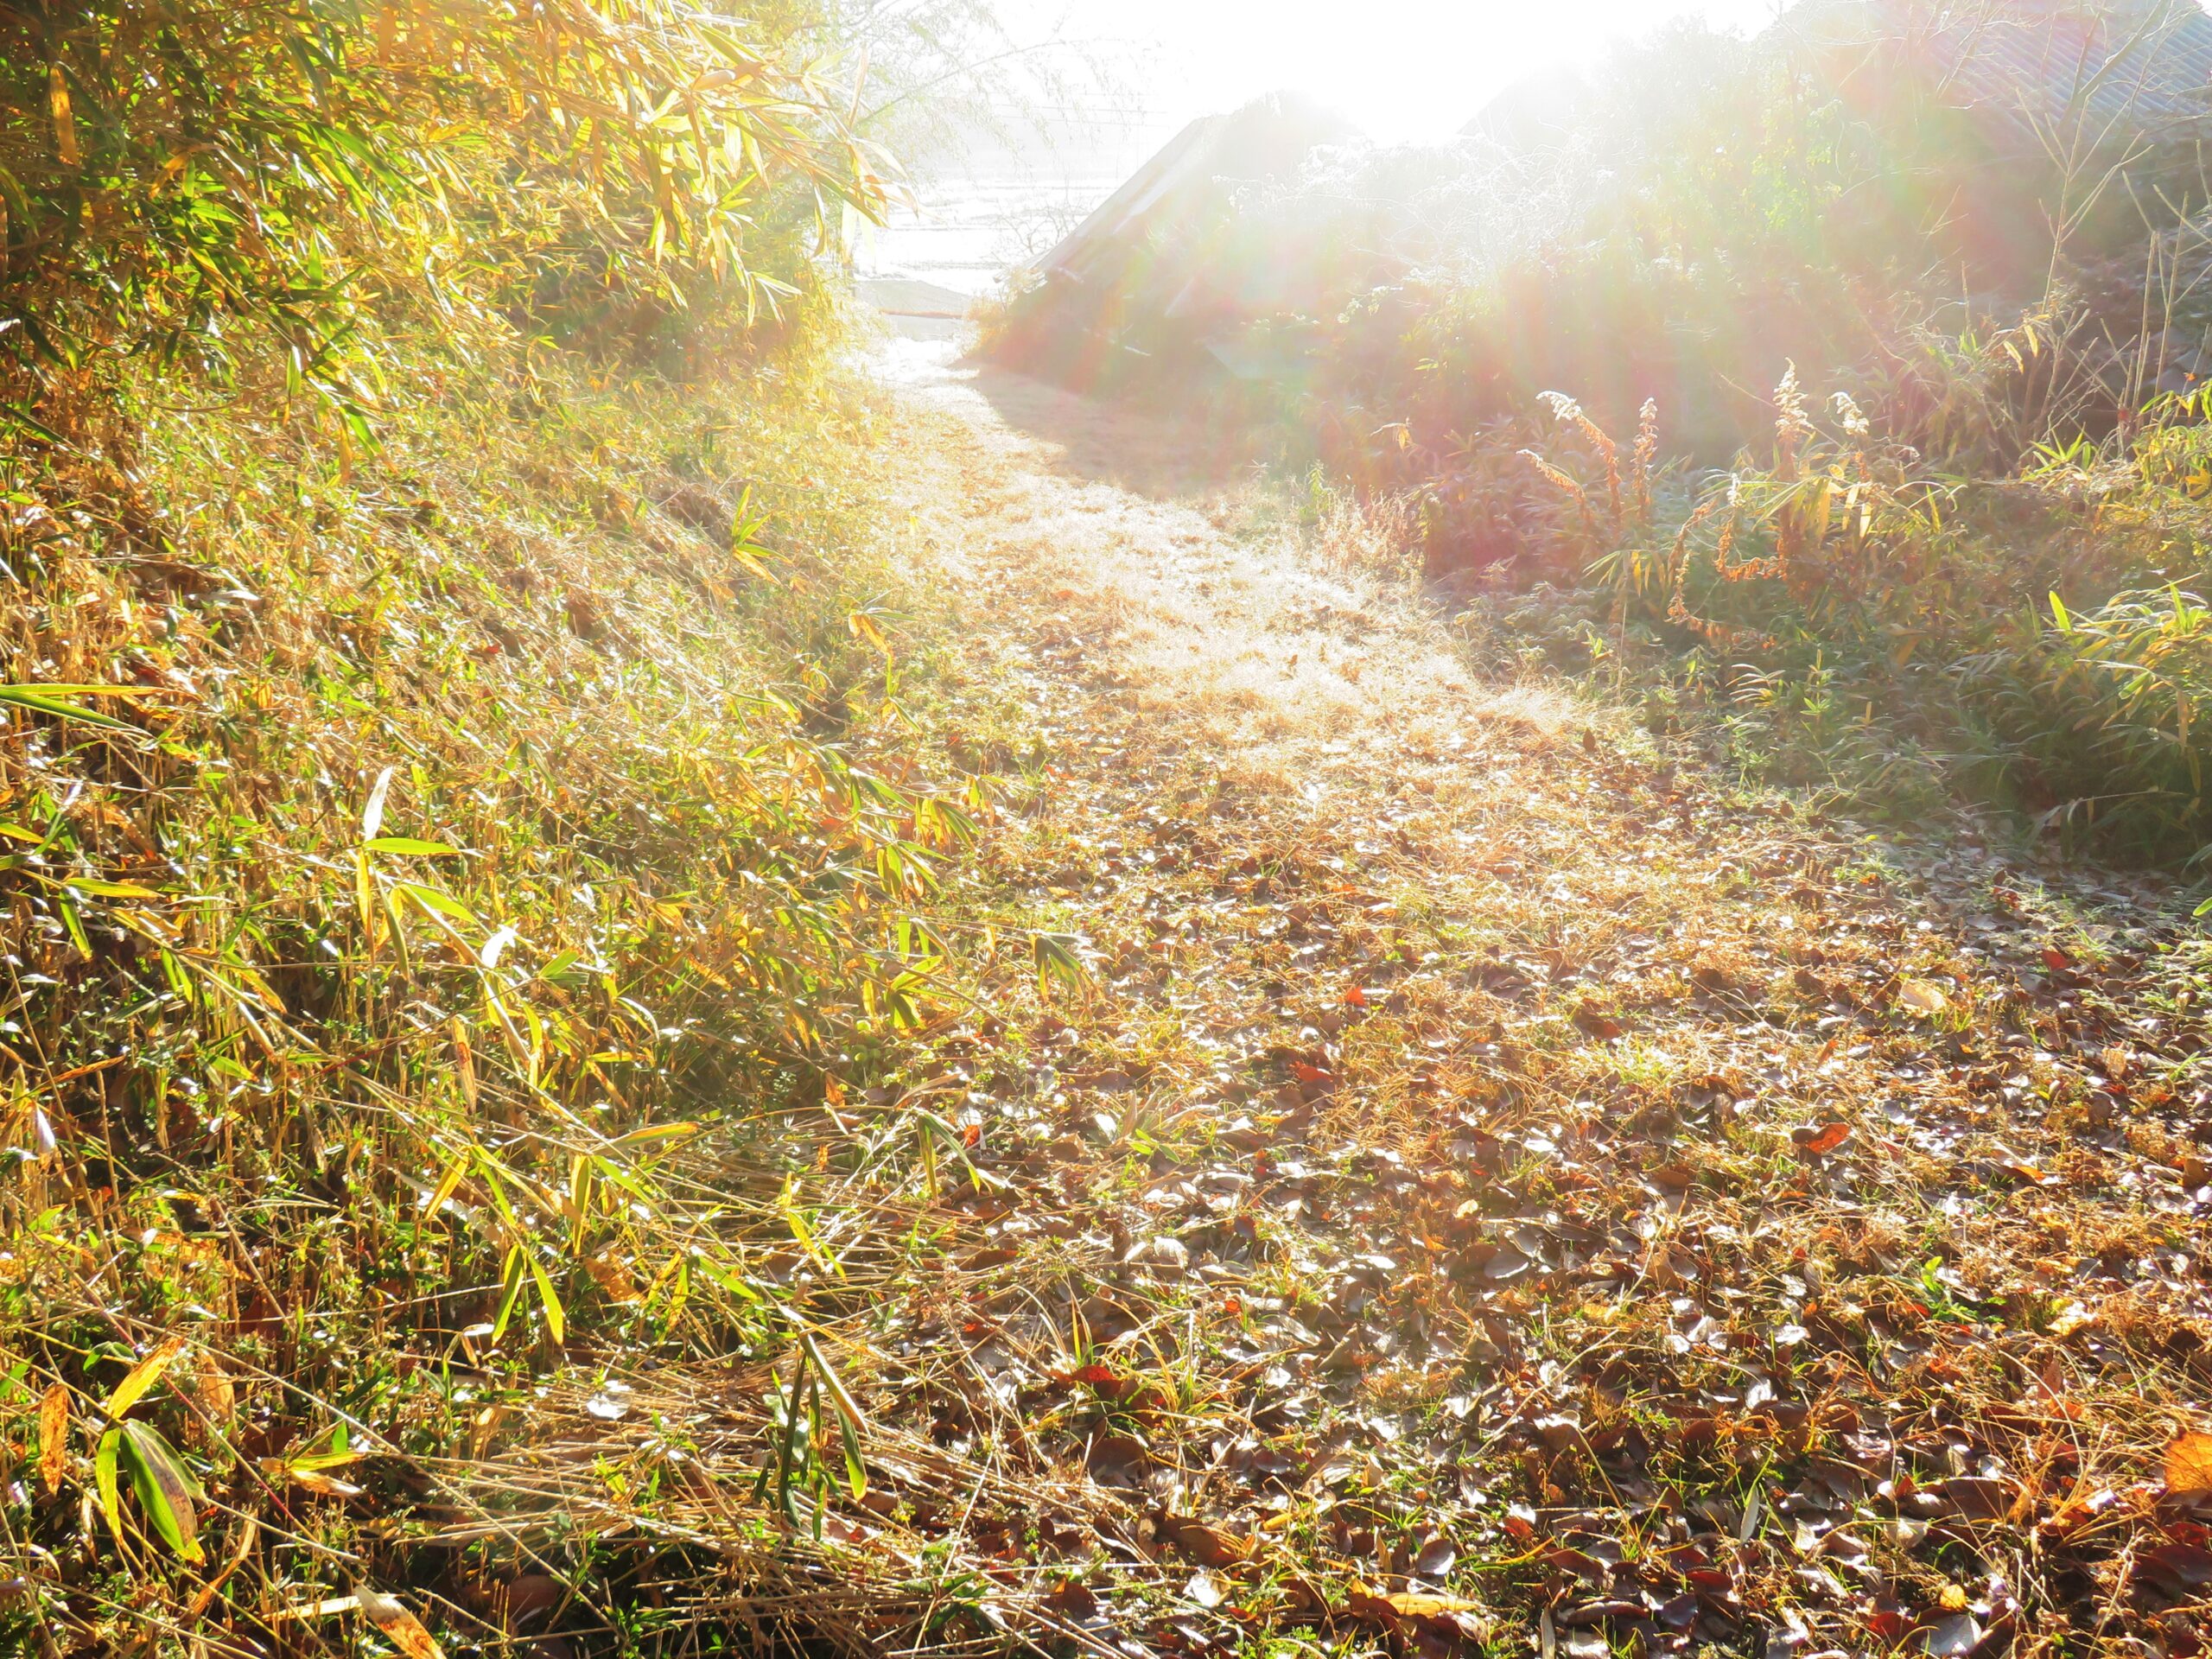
[2165,1430,2212,1497]
[1157,1514,1249,1567]
[2140,1541,2212,1595]
[1792,1121,1853,1157]
[194,1355,236,1424]
[1086,1432,1151,1487]
[1412,1535,1458,1579]
[2050,1300,2096,1339]
[1920,1612,1980,1656]
[1387,1592,1487,1618]
[1045,1579,1097,1618]
[1897,978,1948,1016]
[361,1588,446,1659]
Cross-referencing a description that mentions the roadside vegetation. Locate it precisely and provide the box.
[0,3,1051,1650]
[985,8,2212,866]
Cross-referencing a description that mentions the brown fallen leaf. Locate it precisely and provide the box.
[1085,1431,1151,1487]
[361,1587,446,1659]
[2165,1430,2212,1497]
[1571,1007,1625,1040]
[1897,978,1948,1017]
[194,1354,236,1424]
[2139,1541,2212,1596]
[1156,1512,1250,1567]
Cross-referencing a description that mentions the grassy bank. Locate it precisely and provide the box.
[0,296,1035,1647]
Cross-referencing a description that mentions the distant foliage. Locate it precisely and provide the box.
[0,0,886,435]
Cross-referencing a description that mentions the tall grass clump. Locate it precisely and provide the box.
[0,4,1052,1652]
[1515,363,2212,860]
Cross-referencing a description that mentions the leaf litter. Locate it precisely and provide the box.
[16,340,2209,1655]
[789,353,2212,1659]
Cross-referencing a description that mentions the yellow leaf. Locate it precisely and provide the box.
[361,1588,446,1659]
[2166,1430,2212,1496]
[1388,1593,1485,1616]
[257,1458,365,1498]
[48,64,79,168]
[105,1335,187,1421]
[37,1382,67,1495]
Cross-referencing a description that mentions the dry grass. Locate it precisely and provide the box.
[7,312,2209,1659]
[842,344,2212,1659]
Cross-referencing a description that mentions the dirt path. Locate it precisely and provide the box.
[850,344,2211,1656]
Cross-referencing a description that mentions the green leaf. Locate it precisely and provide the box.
[395,881,480,926]
[60,878,164,899]
[489,1246,528,1343]
[120,1421,204,1564]
[524,1249,567,1344]
[0,403,70,448]
[800,1327,868,1499]
[363,836,460,856]
[1033,931,1090,995]
[2050,591,2073,633]
[94,1428,124,1550]
[0,683,149,731]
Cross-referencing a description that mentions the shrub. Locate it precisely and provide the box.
[0,0,885,436]
[1510,362,2212,860]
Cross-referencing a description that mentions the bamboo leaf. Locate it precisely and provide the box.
[525,1249,567,1344]
[37,1382,68,1495]
[105,1335,187,1421]
[361,1587,446,1659]
[0,684,149,731]
[120,1420,204,1564]
[361,766,397,842]
[95,1429,124,1551]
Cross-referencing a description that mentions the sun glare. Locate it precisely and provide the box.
[1030,0,1792,146]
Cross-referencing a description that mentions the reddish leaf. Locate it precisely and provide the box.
[1792,1121,1853,1157]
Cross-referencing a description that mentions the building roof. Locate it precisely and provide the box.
[1772,0,2212,139]
[1033,92,1356,290]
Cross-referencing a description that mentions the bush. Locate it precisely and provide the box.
[1511,364,2212,860]
[0,0,885,436]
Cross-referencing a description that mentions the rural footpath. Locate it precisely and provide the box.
[676,333,2212,1659]
[12,4,2212,1652]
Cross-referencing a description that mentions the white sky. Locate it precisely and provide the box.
[1007,0,1794,150]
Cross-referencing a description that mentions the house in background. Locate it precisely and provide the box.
[1766,0,2212,285]
[987,92,1357,390]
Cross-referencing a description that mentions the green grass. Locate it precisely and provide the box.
[0,295,1007,1649]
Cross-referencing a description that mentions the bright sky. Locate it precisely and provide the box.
[1014,0,1794,150]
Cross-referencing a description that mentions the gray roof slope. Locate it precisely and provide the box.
[1033,92,1357,289]
[1774,0,2212,137]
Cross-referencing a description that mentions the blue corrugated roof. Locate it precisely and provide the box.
[1776,1,2212,138]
